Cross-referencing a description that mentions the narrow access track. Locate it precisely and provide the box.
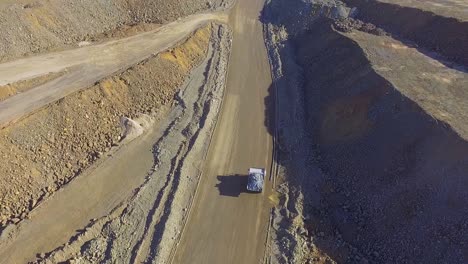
[0,12,227,129]
[172,0,274,262]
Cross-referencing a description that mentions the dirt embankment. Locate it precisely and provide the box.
[0,25,213,232]
[263,0,468,263]
[0,0,230,63]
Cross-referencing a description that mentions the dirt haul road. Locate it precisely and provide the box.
[0,12,226,128]
[173,0,274,263]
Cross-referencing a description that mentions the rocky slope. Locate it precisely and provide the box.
[263,0,468,263]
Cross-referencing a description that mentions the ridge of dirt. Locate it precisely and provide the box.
[27,23,232,264]
[0,24,213,234]
[0,0,232,63]
[263,0,468,263]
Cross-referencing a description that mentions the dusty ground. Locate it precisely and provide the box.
[263,0,468,263]
[0,23,215,237]
[0,0,231,63]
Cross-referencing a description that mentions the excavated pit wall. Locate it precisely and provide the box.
[263,0,468,263]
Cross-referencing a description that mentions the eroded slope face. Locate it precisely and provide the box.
[296,20,468,263]
[263,0,468,263]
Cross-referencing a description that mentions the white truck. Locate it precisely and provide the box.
[247,167,266,193]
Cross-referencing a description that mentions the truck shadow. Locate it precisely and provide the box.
[216,174,248,197]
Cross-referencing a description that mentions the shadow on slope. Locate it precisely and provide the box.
[261,2,468,262]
